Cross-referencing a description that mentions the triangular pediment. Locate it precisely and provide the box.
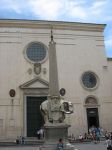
[20,77,49,89]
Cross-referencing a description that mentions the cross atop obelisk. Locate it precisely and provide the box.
[49,30,60,97]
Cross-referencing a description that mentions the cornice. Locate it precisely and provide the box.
[20,76,49,89]
[0,19,106,32]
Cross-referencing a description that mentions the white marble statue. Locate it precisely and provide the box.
[40,96,73,124]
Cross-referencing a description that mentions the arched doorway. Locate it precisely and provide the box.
[85,96,99,131]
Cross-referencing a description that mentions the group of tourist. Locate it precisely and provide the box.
[88,126,101,143]
[57,131,112,150]
[16,136,25,144]
[69,126,112,145]
[69,126,101,143]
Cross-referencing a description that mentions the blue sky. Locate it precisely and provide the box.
[0,0,112,57]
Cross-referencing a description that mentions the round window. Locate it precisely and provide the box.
[26,42,47,63]
[82,72,98,89]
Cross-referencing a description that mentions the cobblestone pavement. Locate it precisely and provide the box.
[0,141,106,150]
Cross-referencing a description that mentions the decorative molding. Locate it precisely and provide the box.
[85,97,98,105]
[84,104,100,108]
[57,43,76,45]
[0,19,106,32]
[96,45,104,47]
[34,63,41,75]
[20,77,49,95]
[84,95,99,107]
[20,76,49,89]
[0,41,21,44]
[23,88,49,95]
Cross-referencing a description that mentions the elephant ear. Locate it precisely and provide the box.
[63,102,69,112]
[62,101,74,114]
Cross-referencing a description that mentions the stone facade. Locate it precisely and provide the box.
[0,19,112,139]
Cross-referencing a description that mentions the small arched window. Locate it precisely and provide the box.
[85,97,98,105]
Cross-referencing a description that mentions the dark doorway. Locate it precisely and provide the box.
[86,108,99,131]
[27,96,47,137]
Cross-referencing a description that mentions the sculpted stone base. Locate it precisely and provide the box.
[44,123,70,142]
[39,123,75,150]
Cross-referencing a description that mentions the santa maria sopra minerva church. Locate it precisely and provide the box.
[0,19,112,140]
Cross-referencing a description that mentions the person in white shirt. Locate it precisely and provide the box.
[106,137,112,150]
[79,134,83,142]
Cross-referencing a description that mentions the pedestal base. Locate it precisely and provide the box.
[39,123,76,150]
[44,123,70,143]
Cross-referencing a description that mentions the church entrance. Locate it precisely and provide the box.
[86,108,99,131]
[26,96,47,137]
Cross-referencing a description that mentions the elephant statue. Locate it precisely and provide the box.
[40,98,73,124]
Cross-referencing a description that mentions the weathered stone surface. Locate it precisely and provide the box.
[44,123,70,142]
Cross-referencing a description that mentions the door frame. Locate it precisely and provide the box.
[23,95,47,137]
[86,107,99,131]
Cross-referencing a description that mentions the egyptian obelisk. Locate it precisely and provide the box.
[49,30,60,97]
[39,30,74,150]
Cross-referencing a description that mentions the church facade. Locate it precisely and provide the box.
[0,19,112,139]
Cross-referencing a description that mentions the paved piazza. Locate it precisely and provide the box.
[0,141,107,150]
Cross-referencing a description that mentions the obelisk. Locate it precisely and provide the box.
[47,30,63,124]
[49,30,60,97]
[39,30,74,150]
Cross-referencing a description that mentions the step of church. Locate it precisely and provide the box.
[0,138,44,146]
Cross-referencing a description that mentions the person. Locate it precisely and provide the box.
[96,127,101,143]
[96,130,100,143]
[16,136,20,144]
[19,136,25,144]
[93,131,97,143]
[57,138,64,150]
[89,125,95,134]
[71,134,75,142]
[110,132,112,145]
[39,128,44,139]
[106,137,112,150]
[37,129,41,140]
[79,134,83,142]
[105,131,109,139]
[21,136,25,144]
[19,136,22,144]
[100,127,104,137]
[84,133,88,140]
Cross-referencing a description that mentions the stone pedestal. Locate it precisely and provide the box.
[39,123,75,150]
[44,123,70,143]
